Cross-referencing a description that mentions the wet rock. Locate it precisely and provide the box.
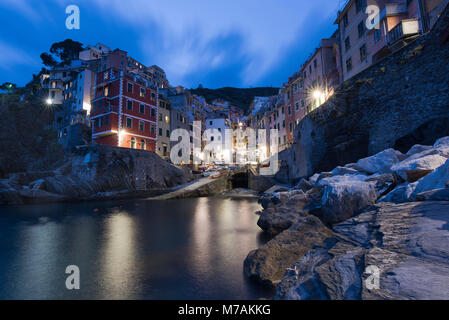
[391,154,447,182]
[321,180,377,224]
[352,149,407,174]
[244,215,334,287]
[0,187,23,205]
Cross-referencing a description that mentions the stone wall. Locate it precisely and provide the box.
[287,4,449,181]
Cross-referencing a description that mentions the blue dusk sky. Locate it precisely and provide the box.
[0,0,343,89]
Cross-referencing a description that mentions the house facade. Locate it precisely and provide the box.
[90,68,158,151]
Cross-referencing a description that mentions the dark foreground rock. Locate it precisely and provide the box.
[275,202,449,300]
[244,215,333,287]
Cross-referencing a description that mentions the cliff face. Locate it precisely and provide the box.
[287,4,449,182]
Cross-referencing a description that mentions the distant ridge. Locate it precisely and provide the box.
[189,87,279,114]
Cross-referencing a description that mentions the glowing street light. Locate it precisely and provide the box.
[46,98,53,105]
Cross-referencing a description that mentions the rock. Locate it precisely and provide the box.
[434,136,449,148]
[331,166,359,176]
[258,196,271,210]
[244,215,334,287]
[275,238,364,300]
[29,179,46,190]
[316,174,368,188]
[391,154,447,182]
[316,172,333,182]
[352,149,406,174]
[18,189,67,204]
[0,187,23,205]
[365,173,396,198]
[308,173,320,185]
[415,188,449,201]
[378,182,417,203]
[321,180,377,224]
[294,178,313,192]
[412,159,449,196]
[275,202,449,300]
[406,144,432,156]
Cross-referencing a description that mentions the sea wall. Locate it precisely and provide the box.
[287,4,449,181]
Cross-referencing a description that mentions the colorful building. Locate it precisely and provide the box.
[90,67,158,151]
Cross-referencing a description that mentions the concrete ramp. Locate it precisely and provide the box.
[148,174,229,200]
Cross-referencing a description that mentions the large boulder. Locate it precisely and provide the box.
[275,202,449,300]
[406,144,432,156]
[391,154,447,182]
[244,215,334,287]
[352,149,407,175]
[415,188,449,201]
[412,159,449,196]
[378,182,418,203]
[434,136,449,148]
[257,193,318,236]
[321,180,377,224]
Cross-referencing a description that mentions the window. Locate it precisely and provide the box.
[360,44,367,61]
[139,121,145,131]
[150,124,155,135]
[209,121,213,126]
[288,106,292,115]
[159,128,163,136]
[358,21,365,38]
[165,115,169,123]
[166,130,170,138]
[127,82,133,93]
[140,140,146,150]
[301,99,305,107]
[356,0,366,12]
[295,102,299,110]
[346,58,353,72]
[314,59,317,69]
[139,104,145,114]
[282,120,286,128]
[159,113,162,121]
[130,137,136,149]
[343,13,348,28]
[345,37,351,51]
[127,100,133,110]
[104,115,109,125]
[289,122,293,132]
[374,28,381,43]
[126,118,132,128]
[104,87,109,97]
[150,108,156,117]
[104,72,108,80]
[140,87,145,98]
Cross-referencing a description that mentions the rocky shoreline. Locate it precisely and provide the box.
[0,145,192,205]
[245,136,449,300]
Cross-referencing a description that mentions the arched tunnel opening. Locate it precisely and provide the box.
[230,172,249,189]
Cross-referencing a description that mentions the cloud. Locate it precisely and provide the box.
[74,0,340,86]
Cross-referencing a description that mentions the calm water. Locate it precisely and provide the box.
[0,197,273,300]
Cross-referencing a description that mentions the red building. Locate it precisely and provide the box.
[91,67,158,151]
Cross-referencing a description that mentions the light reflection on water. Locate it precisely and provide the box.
[0,197,273,300]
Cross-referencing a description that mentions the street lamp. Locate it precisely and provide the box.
[46,98,53,105]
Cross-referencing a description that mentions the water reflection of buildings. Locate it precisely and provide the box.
[100,212,140,299]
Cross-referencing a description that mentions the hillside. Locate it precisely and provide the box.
[190,87,279,114]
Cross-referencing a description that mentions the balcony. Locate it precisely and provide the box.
[388,19,420,45]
